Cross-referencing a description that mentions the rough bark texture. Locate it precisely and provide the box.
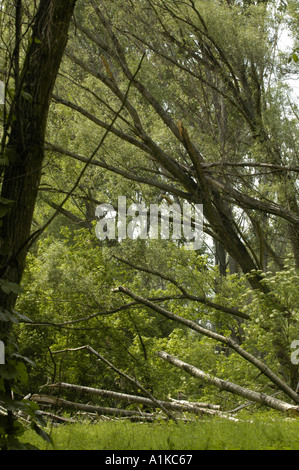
[114,286,299,405]
[0,0,77,310]
[0,0,77,445]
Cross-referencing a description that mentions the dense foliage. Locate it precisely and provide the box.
[0,0,298,449]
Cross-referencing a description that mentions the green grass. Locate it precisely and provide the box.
[21,414,299,450]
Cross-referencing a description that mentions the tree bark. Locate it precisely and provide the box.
[32,390,238,421]
[30,394,157,419]
[114,286,299,405]
[0,0,77,446]
[0,0,77,310]
[157,351,299,416]
[48,381,221,411]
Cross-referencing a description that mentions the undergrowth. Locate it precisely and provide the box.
[21,413,299,450]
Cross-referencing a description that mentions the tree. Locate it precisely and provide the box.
[44,0,298,390]
[1,0,298,441]
[0,0,77,449]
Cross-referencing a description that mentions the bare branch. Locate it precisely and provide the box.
[113,285,299,405]
[113,255,249,320]
[26,51,147,250]
[45,142,192,200]
[51,345,177,422]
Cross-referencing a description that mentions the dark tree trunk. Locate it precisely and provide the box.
[0,0,77,446]
[0,0,77,310]
[214,240,227,277]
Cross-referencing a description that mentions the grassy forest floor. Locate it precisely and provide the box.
[21,414,299,450]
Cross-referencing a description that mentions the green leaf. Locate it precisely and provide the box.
[12,353,35,367]
[0,309,19,323]
[0,197,14,218]
[20,90,33,103]
[13,310,32,322]
[14,361,28,384]
[32,423,54,445]
[0,279,23,294]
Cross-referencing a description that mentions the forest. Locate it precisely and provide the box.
[0,0,298,451]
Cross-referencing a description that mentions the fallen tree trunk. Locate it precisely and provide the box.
[113,287,299,405]
[157,351,299,416]
[48,382,221,411]
[30,394,157,420]
[38,411,77,424]
[51,346,177,422]
[30,392,238,422]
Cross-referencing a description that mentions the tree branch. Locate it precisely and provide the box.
[157,351,299,415]
[51,345,177,422]
[113,255,249,320]
[26,51,147,250]
[113,285,299,405]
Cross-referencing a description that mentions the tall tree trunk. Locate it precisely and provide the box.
[0,0,77,446]
[0,0,77,308]
[214,240,227,277]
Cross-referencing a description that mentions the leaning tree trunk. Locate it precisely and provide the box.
[114,286,299,405]
[0,0,77,446]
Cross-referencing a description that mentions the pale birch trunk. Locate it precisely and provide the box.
[157,351,299,416]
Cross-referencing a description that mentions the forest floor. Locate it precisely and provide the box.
[21,413,299,450]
